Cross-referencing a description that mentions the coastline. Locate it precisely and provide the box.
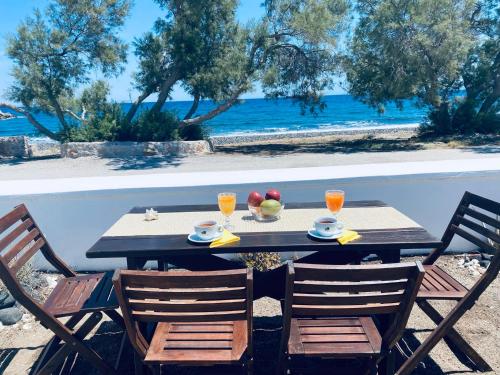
[210,124,420,146]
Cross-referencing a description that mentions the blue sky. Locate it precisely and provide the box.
[0,0,345,102]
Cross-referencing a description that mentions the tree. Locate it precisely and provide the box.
[2,0,131,141]
[126,0,351,128]
[343,0,499,134]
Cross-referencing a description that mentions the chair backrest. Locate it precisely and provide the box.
[0,204,75,278]
[283,262,425,349]
[0,205,77,339]
[425,191,500,266]
[113,268,253,358]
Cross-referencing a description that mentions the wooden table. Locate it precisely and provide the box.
[86,201,441,299]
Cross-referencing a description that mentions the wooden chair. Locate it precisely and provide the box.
[397,191,500,375]
[0,204,125,374]
[113,268,253,374]
[278,262,425,375]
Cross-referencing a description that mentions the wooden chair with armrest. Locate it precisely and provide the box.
[0,204,125,374]
[397,191,500,374]
[113,268,253,374]
[278,262,425,375]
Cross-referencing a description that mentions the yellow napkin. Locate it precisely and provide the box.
[210,229,240,248]
[337,230,361,245]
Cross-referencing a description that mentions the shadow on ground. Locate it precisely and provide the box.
[23,317,481,375]
[105,155,185,171]
[216,138,425,156]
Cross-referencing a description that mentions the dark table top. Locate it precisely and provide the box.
[86,201,441,260]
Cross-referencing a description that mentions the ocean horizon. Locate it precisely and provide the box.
[0,95,427,138]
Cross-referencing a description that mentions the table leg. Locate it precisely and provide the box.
[126,257,148,270]
[377,249,401,264]
[163,254,242,271]
[296,250,364,265]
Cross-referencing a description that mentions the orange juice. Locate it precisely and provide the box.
[325,190,345,214]
[218,194,236,216]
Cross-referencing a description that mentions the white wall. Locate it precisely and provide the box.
[0,158,499,271]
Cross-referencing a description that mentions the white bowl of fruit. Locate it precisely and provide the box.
[247,189,284,222]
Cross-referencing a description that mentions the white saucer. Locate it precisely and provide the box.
[187,232,223,244]
[307,228,344,240]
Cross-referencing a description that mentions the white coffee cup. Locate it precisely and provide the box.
[314,216,341,237]
[194,220,223,240]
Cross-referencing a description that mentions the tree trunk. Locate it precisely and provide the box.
[46,91,70,131]
[149,69,182,115]
[125,88,154,124]
[0,103,60,141]
[181,88,244,126]
[478,52,500,116]
[183,93,201,120]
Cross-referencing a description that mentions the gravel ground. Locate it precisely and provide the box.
[0,255,498,374]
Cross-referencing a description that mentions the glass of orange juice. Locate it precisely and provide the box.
[325,190,345,219]
[218,192,237,230]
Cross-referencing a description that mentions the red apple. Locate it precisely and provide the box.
[265,189,281,202]
[247,191,264,207]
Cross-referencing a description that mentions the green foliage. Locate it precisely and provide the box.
[130,0,351,124]
[6,0,130,138]
[343,0,499,134]
[240,252,282,271]
[128,110,181,142]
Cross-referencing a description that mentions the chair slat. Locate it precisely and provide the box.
[125,286,246,300]
[132,310,247,323]
[292,303,400,316]
[458,216,500,244]
[451,225,497,253]
[293,291,405,306]
[129,299,246,313]
[167,332,234,340]
[466,192,500,216]
[463,207,500,230]
[121,270,246,289]
[294,263,416,282]
[11,238,45,274]
[0,218,34,253]
[0,205,29,234]
[3,228,41,264]
[299,326,365,334]
[294,279,408,294]
[165,340,233,349]
[300,334,369,343]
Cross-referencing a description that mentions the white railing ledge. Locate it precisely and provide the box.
[1,157,499,197]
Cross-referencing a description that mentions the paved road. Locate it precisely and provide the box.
[0,145,499,180]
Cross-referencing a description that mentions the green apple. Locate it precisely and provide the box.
[260,199,281,216]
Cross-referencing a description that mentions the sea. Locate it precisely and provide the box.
[0,95,427,138]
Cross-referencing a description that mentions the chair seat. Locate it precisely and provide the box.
[288,317,382,358]
[144,321,248,365]
[417,265,468,300]
[43,271,118,317]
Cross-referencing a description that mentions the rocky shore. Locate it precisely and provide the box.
[0,111,16,120]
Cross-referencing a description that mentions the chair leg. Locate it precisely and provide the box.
[134,352,147,375]
[37,312,116,375]
[417,300,491,372]
[105,309,126,329]
[150,364,161,375]
[33,312,86,374]
[396,299,492,375]
[379,350,395,375]
[247,358,254,375]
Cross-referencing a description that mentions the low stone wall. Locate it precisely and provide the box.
[60,140,212,158]
[0,137,212,159]
[0,136,30,158]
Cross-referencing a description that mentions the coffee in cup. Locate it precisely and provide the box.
[314,216,341,237]
[194,220,223,240]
